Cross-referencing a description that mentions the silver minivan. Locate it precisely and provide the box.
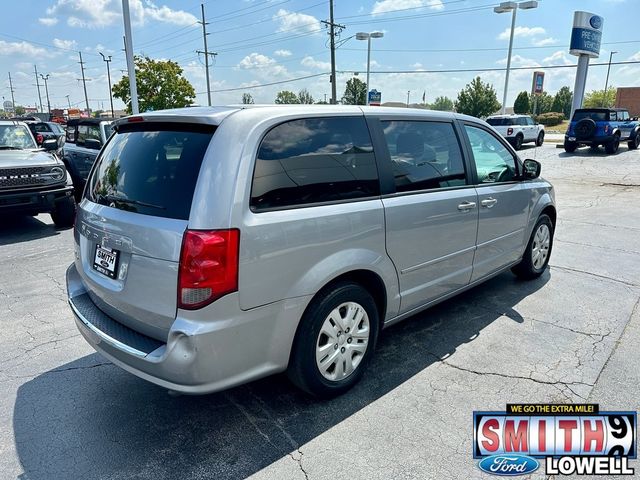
[66,106,555,397]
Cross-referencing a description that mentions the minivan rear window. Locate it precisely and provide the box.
[87,123,214,220]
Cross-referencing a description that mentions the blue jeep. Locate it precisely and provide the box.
[564,108,640,154]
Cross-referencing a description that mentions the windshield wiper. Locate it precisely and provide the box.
[0,146,22,150]
[101,194,165,210]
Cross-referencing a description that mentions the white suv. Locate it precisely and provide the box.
[486,114,545,150]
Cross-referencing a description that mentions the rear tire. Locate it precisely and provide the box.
[512,214,554,280]
[287,281,379,398]
[563,140,577,153]
[51,196,76,228]
[605,134,620,154]
[536,131,545,147]
[513,134,523,150]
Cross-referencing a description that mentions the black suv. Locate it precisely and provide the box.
[0,120,75,227]
[564,108,640,154]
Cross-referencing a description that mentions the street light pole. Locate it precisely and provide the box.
[604,50,617,105]
[40,74,51,117]
[65,95,71,109]
[494,1,538,114]
[100,52,115,118]
[356,31,384,106]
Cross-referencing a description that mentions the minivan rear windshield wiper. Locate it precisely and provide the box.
[100,194,166,210]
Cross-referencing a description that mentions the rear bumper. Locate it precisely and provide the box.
[66,262,311,394]
[0,184,73,214]
[565,134,614,145]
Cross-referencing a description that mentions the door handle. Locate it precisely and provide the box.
[481,197,498,208]
[457,201,477,211]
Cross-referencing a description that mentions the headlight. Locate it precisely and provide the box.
[40,166,66,182]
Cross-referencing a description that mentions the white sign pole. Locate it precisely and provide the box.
[122,0,139,114]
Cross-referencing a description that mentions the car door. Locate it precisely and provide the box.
[73,124,103,180]
[618,110,633,139]
[461,123,530,282]
[373,117,478,313]
[526,117,537,141]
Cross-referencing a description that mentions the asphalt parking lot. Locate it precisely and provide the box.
[1,143,639,480]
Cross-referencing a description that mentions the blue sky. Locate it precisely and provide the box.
[1,0,638,111]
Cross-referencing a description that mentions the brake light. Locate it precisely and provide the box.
[36,133,44,144]
[507,128,513,136]
[178,229,240,310]
[128,116,144,123]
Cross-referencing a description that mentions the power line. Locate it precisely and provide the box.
[203,72,327,93]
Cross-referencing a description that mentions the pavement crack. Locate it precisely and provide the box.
[48,362,112,374]
[288,449,309,480]
[550,265,639,287]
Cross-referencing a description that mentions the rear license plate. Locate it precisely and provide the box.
[93,244,119,279]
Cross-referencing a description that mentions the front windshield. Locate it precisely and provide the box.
[0,125,37,149]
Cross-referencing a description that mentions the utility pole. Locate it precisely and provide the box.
[122,0,139,114]
[407,90,410,107]
[321,0,344,104]
[100,52,115,117]
[199,3,212,106]
[8,73,16,113]
[34,65,43,113]
[40,74,51,116]
[65,95,71,109]
[78,51,90,113]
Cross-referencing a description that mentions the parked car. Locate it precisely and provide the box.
[24,120,66,153]
[0,120,75,227]
[486,114,545,150]
[62,118,113,200]
[66,106,556,398]
[564,108,640,153]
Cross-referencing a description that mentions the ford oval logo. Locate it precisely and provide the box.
[590,15,602,30]
[478,454,539,476]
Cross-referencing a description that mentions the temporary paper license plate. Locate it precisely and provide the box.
[93,244,119,279]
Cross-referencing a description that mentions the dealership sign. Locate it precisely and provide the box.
[569,11,603,58]
[368,89,382,106]
[532,71,545,95]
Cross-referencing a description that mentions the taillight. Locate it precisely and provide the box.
[507,128,513,136]
[604,125,611,134]
[178,229,240,310]
[36,133,44,144]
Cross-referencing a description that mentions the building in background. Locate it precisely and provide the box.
[615,87,640,117]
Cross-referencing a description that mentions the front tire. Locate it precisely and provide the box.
[512,214,554,280]
[51,196,76,228]
[536,131,545,147]
[628,134,639,150]
[287,282,379,398]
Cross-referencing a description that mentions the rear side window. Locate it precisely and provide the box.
[87,124,214,220]
[486,118,516,126]
[380,120,466,192]
[77,124,101,145]
[32,123,52,133]
[251,117,379,210]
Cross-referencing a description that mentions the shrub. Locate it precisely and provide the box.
[535,112,564,126]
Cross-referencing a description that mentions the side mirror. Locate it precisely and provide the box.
[84,138,102,150]
[522,159,541,179]
[42,139,58,151]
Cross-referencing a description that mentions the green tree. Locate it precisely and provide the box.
[533,92,554,114]
[14,105,25,116]
[297,88,314,104]
[274,90,299,104]
[431,96,454,111]
[341,77,367,105]
[112,56,195,114]
[583,88,617,108]
[513,91,530,114]
[241,93,254,104]
[454,77,501,118]
[92,109,104,118]
[551,86,573,119]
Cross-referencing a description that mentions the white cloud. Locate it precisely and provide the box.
[496,54,539,67]
[542,50,573,65]
[0,40,47,57]
[412,62,424,69]
[46,0,197,28]
[53,38,78,50]
[38,17,59,26]
[372,0,443,15]
[274,49,292,57]
[301,56,330,70]
[533,37,557,47]
[497,26,546,40]
[238,53,287,77]
[273,9,321,34]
